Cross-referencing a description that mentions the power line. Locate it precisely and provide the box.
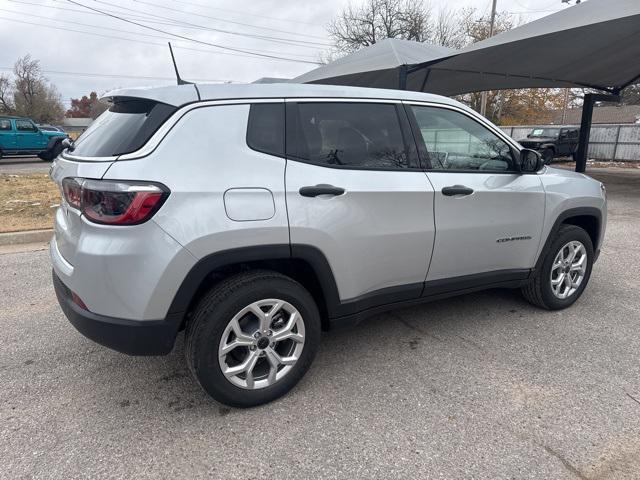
[0,16,319,65]
[131,0,328,40]
[0,66,235,83]
[8,0,330,49]
[86,0,332,47]
[63,1,322,65]
[0,7,320,59]
[170,0,321,27]
[8,0,326,51]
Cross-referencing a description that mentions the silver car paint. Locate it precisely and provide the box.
[424,171,546,280]
[536,167,607,258]
[286,160,436,300]
[103,104,290,261]
[49,83,606,323]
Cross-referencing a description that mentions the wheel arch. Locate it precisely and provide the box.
[534,207,602,272]
[167,244,340,331]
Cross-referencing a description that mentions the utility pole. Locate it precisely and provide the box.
[561,88,569,124]
[480,0,497,117]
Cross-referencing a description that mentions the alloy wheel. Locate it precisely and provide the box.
[550,240,587,299]
[218,299,305,390]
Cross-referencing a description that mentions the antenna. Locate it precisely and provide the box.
[168,42,193,85]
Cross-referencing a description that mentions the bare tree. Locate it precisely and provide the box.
[431,6,469,49]
[11,55,64,123]
[328,0,433,54]
[0,74,13,114]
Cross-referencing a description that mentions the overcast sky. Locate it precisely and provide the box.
[0,0,572,109]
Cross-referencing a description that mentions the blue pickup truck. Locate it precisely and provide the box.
[0,115,67,160]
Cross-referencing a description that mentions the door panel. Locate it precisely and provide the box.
[425,171,545,280]
[286,161,435,300]
[0,119,17,151]
[15,119,45,150]
[404,103,546,281]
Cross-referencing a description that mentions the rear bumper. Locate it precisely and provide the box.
[53,270,181,356]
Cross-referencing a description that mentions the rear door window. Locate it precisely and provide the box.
[287,102,418,169]
[69,98,177,158]
[0,119,11,131]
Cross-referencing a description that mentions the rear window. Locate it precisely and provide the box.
[69,98,177,158]
[0,119,11,130]
[246,103,285,157]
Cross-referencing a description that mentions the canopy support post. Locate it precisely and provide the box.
[398,65,408,90]
[575,92,620,173]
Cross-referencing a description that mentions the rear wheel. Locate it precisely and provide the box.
[542,148,554,165]
[522,225,593,310]
[185,270,321,408]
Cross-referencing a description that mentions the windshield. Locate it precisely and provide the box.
[529,128,560,138]
[68,98,176,158]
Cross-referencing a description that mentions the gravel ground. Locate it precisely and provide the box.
[1,168,639,479]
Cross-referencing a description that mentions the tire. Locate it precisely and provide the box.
[185,270,321,408]
[522,225,594,310]
[542,148,554,165]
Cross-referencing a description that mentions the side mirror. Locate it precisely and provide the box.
[519,148,543,173]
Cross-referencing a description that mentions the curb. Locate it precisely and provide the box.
[0,229,52,246]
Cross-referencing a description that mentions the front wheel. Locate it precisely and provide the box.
[542,148,554,165]
[522,225,594,310]
[185,270,321,408]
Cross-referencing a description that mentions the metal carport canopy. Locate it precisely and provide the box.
[293,38,456,89]
[294,0,640,95]
[413,0,640,96]
[293,0,640,172]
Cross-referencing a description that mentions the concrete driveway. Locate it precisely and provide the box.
[1,168,639,479]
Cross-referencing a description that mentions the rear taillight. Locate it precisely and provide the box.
[62,177,82,209]
[61,178,169,225]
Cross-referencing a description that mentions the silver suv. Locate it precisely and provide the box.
[50,83,606,407]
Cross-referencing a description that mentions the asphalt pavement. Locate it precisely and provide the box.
[1,168,639,479]
[0,156,50,173]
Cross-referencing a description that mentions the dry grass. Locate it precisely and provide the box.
[0,173,60,233]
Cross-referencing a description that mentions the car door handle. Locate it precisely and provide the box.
[442,185,474,196]
[299,184,345,197]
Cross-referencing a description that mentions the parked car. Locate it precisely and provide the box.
[518,126,580,164]
[50,84,607,407]
[0,116,67,159]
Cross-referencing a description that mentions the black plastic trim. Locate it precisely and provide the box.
[167,246,538,333]
[167,245,292,315]
[53,270,181,356]
[332,282,424,318]
[534,207,602,272]
[329,269,531,329]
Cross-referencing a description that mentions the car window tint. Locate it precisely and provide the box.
[410,106,515,172]
[0,119,11,130]
[291,102,412,169]
[15,119,36,131]
[246,103,285,157]
[70,99,176,158]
